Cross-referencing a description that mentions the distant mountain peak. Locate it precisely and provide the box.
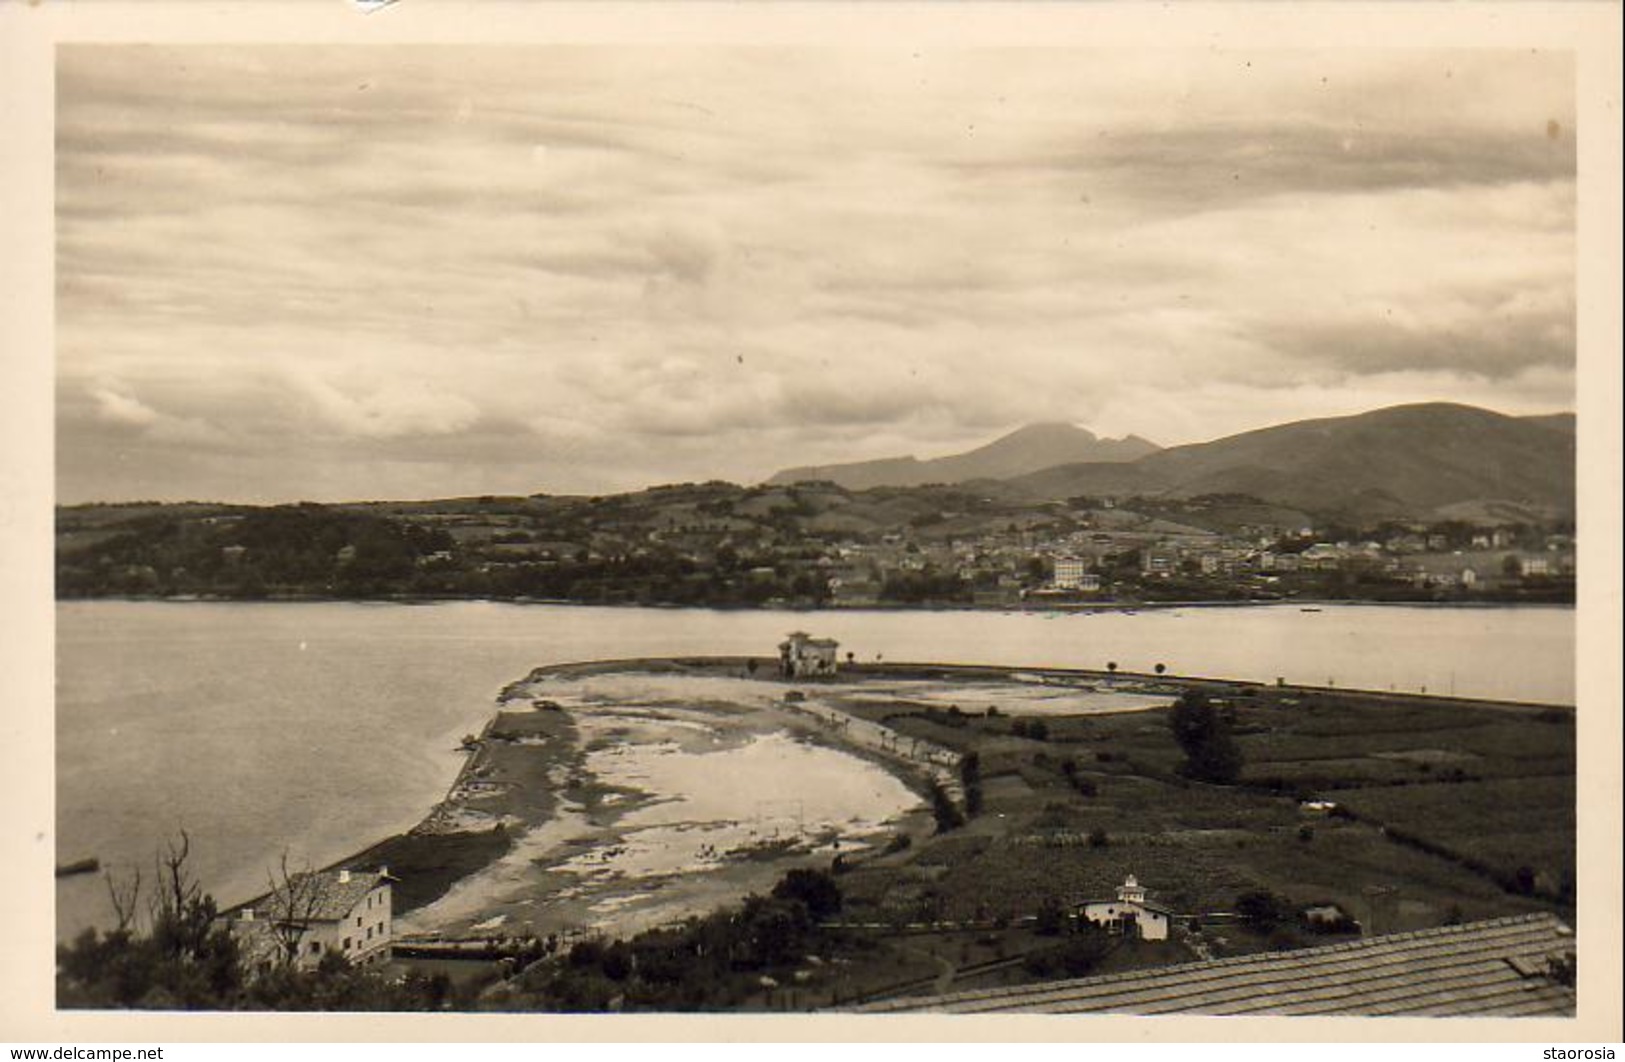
[1006,401,1575,521]
[766,421,1160,489]
[1006,420,1097,437]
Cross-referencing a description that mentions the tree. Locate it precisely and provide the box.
[930,781,965,834]
[104,864,143,934]
[771,868,842,921]
[1236,889,1287,929]
[1106,661,1118,674]
[262,852,336,968]
[1034,896,1067,936]
[739,894,813,967]
[58,833,243,1009]
[1154,662,1167,676]
[1168,690,1244,784]
[150,831,219,961]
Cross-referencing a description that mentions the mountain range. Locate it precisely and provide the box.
[767,403,1575,521]
[767,422,1160,490]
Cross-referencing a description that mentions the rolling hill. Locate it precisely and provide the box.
[1006,403,1576,520]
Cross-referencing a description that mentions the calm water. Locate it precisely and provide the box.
[55,599,1573,938]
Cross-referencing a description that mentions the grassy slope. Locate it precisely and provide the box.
[827,682,1573,948]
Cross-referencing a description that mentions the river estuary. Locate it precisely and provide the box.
[55,599,1573,939]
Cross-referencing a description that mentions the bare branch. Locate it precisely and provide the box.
[103,864,142,933]
[263,849,335,966]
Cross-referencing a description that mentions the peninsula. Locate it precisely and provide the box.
[321,653,1575,1010]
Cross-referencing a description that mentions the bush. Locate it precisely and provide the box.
[1034,897,1067,937]
[1236,890,1287,929]
[1023,927,1112,977]
[771,867,842,920]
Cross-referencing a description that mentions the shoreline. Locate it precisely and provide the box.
[314,656,1573,939]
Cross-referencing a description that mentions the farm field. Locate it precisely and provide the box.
[811,668,1575,967]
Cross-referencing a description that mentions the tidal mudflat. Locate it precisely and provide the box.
[396,668,929,942]
[391,662,1181,943]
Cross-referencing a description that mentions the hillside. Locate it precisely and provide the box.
[1008,403,1576,521]
[1521,412,1576,436]
[767,422,1159,490]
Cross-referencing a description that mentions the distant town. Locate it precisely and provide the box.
[55,481,1576,608]
[55,405,1578,609]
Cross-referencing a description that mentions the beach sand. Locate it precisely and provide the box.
[359,659,1173,945]
[387,665,928,943]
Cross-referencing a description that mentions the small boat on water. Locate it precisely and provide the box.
[55,857,100,878]
[1300,607,1323,613]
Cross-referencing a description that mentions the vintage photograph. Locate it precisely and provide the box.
[45,37,1589,1020]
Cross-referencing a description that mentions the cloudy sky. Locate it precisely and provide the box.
[56,46,1576,504]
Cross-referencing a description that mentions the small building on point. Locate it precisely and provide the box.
[779,632,840,678]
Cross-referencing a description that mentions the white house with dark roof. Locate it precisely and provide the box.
[1078,874,1173,941]
[232,866,396,971]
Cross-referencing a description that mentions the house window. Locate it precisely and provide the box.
[366,926,372,940]
[356,916,363,927]
[343,937,351,950]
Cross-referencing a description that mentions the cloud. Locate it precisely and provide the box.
[53,45,1577,503]
[291,374,483,440]
[84,382,228,446]
[939,122,1575,212]
[1260,297,1575,381]
[90,385,162,428]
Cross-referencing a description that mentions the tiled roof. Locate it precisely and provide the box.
[1081,898,1177,916]
[255,869,391,924]
[852,914,1575,1017]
